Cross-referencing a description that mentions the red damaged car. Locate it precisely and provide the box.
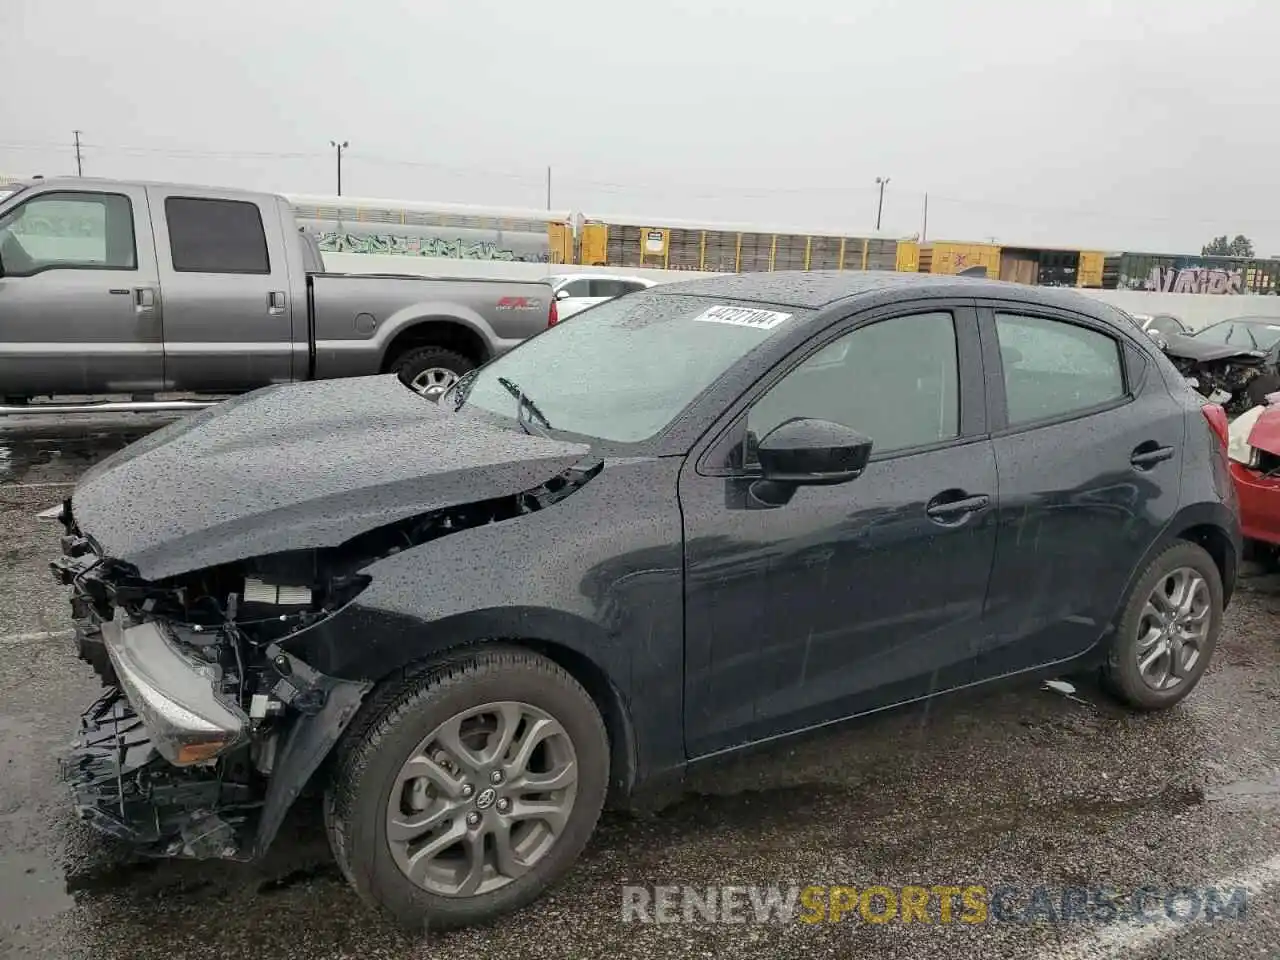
[1228,397,1280,554]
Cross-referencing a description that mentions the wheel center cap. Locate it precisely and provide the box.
[475,787,497,810]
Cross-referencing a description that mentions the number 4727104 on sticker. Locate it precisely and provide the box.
[692,304,793,329]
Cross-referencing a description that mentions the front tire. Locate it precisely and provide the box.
[1102,541,1223,710]
[325,647,609,932]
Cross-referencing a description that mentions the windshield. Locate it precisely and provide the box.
[450,293,807,443]
[1193,319,1280,351]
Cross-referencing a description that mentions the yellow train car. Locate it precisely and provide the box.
[577,215,905,274]
[915,240,1106,288]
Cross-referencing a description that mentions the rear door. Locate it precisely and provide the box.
[0,185,163,396]
[146,187,295,391]
[974,302,1185,679]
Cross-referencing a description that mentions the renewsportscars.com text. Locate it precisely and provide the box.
[621,884,1249,925]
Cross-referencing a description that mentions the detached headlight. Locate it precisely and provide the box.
[102,613,247,766]
[1228,405,1266,466]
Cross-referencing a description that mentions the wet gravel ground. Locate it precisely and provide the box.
[1,413,1279,960]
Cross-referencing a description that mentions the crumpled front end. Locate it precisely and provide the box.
[52,500,373,860]
[1163,339,1278,418]
[52,453,603,860]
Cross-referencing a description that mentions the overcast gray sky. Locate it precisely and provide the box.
[4,0,1277,254]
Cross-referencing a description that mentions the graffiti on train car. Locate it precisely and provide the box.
[1138,265,1245,295]
[314,231,549,262]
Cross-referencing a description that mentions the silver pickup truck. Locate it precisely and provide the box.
[0,177,557,404]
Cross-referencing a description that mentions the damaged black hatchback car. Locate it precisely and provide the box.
[55,272,1239,930]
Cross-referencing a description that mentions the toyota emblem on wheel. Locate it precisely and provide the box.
[474,786,497,810]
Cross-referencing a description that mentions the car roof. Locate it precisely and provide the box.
[650,269,1124,318]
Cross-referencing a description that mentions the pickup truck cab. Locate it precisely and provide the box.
[0,178,557,403]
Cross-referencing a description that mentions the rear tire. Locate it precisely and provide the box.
[325,646,609,933]
[390,346,475,402]
[1101,541,1223,711]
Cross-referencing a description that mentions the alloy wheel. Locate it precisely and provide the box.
[385,701,579,897]
[409,367,459,402]
[1135,566,1211,691]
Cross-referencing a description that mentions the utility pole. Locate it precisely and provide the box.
[546,166,552,210]
[875,176,890,231]
[922,192,928,242]
[73,130,83,176]
[330,140,349,195]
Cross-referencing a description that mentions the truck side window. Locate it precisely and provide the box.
[165,197,271,275]
[0,191,136,276]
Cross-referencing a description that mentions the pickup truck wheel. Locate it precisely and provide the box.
[391,347,475,402]
[325,646,609,932]
[1101,541,1222,711]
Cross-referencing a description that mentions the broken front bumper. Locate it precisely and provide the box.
[61,687,250,857]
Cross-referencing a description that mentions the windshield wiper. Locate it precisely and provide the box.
[497,377,553,436]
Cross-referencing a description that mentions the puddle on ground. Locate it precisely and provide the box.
[0,850,76,930]
[1205,773,1280,807]
[0,420,172,485]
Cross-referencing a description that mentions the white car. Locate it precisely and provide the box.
[546,273,656,320]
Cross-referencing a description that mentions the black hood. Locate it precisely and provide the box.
[72,375,590,580]
[1161,333,1265,364]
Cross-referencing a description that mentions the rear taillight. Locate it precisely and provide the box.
[1202,403,1229,447]
[548,297,559,327]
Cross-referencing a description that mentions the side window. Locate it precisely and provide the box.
[589,279,633,298]
[165,197,270,274]
[560,279,591,297]
[746,311,959,459]
[995,313,1124,426]
[0,191,136,275]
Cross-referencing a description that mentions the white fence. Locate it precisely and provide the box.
[321,254,1280,332]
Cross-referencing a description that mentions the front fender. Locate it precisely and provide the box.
[278,456,688,786]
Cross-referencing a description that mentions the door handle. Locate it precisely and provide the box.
[925,492,991,524]
[134,287,156,313]
[1130,444,1175,469]
[267,291,287,315]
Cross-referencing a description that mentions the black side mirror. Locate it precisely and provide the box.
[757,418,873,486]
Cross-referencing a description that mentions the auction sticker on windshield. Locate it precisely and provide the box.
[693,305,793,330]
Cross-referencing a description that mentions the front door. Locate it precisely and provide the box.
[680,305,999,757]
[146,187,295,392]
[0,185,163,397]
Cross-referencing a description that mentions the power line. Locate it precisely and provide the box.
[4,137,1280,230]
